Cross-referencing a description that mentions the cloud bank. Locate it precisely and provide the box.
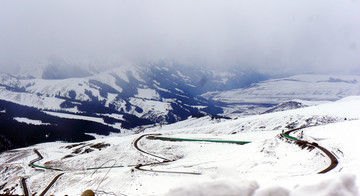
[1,0,359,74]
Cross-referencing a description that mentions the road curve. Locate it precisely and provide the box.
[316,145,338,174]
[29,149,62,171]
[30,149,135,171]
[133,134,201,175]
[283,127,338,174]
[20,178,29,196]
[133,134,170,161]
[29,149,43,166]
[28,149,65,195]
[39,173,64,196]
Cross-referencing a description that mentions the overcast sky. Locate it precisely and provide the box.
[1,0,360,74]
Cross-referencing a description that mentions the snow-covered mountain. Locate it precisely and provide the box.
[203,74,360,116]
[0,64,267,152]
[1,65,360,152]
[204,74,360,103]
[1,96,360,195]
[0,64,268,119]
[262,100,307,114]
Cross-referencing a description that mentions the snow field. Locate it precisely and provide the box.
[204,75,360,104]
[1,96,360,195]
[13,117,50,126]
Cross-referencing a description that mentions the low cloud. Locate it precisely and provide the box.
[1,0,359,74]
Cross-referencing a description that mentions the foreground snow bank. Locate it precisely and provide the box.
[292,174,358,196]
[166,174,358,196]
[166,178,259,196]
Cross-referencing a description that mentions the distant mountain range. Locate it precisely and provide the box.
[1,63,360,152]
[0,64,267,151]
[203,74,360,116]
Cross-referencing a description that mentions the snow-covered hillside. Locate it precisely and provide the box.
[1,69,360,155]
[0,64,263,125]
[1,96,360,195]
[0,64,270,153]
[0,64,227,151]
[204,74,360,116]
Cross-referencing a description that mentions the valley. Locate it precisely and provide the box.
[1,66,359,153]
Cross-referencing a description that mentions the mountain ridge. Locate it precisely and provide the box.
[1,65,360,152]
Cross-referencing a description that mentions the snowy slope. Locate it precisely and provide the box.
[0,66,222,152]
[0,65,269,153]
[0,87,69,111]
[2,69,360,125]
[0,64,240,125]
[203,74,360,116]
[204,74,360,103]
[1,96,360,195]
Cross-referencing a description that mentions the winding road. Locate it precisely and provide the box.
[283,127,338,174]
[29,149,62,171]
[14,126,338,195]
[27,149,65,195]
[133,134,171,161]
[133,134,201,175]
[134,129,339,175]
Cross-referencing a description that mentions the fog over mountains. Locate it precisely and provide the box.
[1,0,360,75]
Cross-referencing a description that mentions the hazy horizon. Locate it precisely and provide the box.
[1,0,360,75]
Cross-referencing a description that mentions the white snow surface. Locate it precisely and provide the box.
[135,88,160,100]
[13,117,50,126]
[0,88,67,111]
[43,111,122,130]
[1,96,360,195]
[204,74,360,104]
[0,65,149,114]
[44,111,105,124]
[129,98,171,118]
[104,93,118,107]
